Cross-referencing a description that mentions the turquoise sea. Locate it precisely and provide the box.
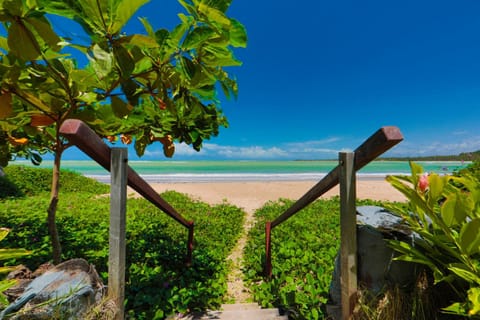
[12,160,471,183]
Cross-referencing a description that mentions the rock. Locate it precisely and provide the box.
[4,265,33,302]
[1,259,105,320]
[328,206,421,318]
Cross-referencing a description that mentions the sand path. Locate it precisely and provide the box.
[131,179,406,303]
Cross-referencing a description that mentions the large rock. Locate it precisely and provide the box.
[328,206,421,318]
[1,259,105,320]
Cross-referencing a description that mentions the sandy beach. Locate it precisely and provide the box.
[132,179,406,213]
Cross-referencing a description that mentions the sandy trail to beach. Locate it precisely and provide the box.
[128,179,406,303]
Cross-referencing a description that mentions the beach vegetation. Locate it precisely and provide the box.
[0,180,244,318]
[0,164,109,199]
[242,197,382,319]
[457,159,480,182]
[0,0,246,263]
[386,162,480,318]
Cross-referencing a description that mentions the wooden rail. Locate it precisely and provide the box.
[268,127,403,229]
[264,126,403,319]
[60,120,193,228]
[59,119,195,260]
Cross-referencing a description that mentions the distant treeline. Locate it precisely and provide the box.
[380,150,480,162]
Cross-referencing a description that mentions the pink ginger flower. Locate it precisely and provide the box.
[418,173,429,192]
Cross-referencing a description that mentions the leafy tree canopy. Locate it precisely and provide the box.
[0,0,247,166]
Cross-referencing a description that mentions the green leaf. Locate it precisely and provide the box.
[134,132,149,157]
[427,173,444,206]
[459,218,480,256]
[113,44,134,78]
[2,0,24,17]
[203,45,241,66]
[409,161,423,188]
[111,96,132,118]
[468,287,480,315]
[87,44,113,79]
[0,248,31,261]
[110,0,149,35]
[77,0,107,33]
[388,240,442,275]
[448,264,480,285]
[124,34,158,49]
[441,193,464,227]
[25,16,61,51]
[183,26,215,49]
[229,18,247,48]
[170,18,191,46]
[200,0,232,12]
[155,28,170,46]
[443,302,468,316]
[0,228,10,242]
[180,56,196,80]
[0,36,9,50]
[198,2,231,28]
[7,22,40,60]
[138,17,155,38]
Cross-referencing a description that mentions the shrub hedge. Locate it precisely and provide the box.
[0,165,109,198]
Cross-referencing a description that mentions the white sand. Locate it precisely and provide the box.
[129,179,406,213]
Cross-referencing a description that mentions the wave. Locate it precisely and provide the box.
[86,172,404,183]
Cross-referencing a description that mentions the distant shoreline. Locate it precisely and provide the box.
[11,159,469,184]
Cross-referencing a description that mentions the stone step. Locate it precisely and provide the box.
[221,303,261,311]
[180,303,287,320]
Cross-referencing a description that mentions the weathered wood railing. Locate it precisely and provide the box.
[264,126,403,320]
[59,119,194,320]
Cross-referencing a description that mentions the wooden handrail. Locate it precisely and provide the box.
[59,119,195,266]
[59,119,193,229]
[270,126,403,229]
[265,126,403,278]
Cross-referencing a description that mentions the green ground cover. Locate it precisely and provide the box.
[0,167,244,319]
[2,161,478,319]
[242,197,381,319]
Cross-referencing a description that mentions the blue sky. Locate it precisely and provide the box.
[64,0,480,160]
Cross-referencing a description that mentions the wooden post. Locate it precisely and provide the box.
[339,152,357,320]
[109,148,127,320]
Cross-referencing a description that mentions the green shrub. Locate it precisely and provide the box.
[387,162,480,318]
[1,165,109,197]
[457,160,480,182]
[0,190,244,319]
[243,197,381,319]
[0,175,24,199]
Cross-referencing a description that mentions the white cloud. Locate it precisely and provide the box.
[385,136,480,157]
[142,133,480,160]
[203,144,289,159]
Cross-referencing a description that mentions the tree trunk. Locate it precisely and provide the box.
[48,147,63,264]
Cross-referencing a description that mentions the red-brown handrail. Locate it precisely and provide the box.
[265,126,403,277]
[59,119,194,264]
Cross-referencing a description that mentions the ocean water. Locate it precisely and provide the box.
[11,160,470,183]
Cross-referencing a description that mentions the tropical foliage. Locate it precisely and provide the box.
[0,0,246,263]
[386,162,480,318]
[0,168,244,318]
